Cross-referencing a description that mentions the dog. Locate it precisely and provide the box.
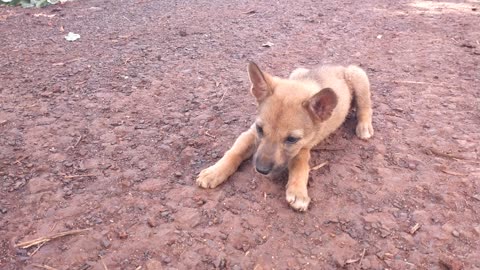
[196,62,374,211]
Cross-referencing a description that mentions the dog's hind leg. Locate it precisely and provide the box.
[344,65,374,139]
[196,125,257,188]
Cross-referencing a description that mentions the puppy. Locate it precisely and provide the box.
[196,62,374,211]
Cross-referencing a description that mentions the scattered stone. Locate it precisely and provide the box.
[452,230,460,237]
[118,229,128,239]
[219,233,228,240]
[64,221,75,229]
[12,179,26,191]
[161,254,172,264]
[215,256,227,269]
[28,177,58,193]
[147,217,158,228]
[101,238,111,249]
[0,207,7,214]
[145,259,163,270]
[380,228,391,238]
[174,171,183,177]
[439,255,463,270]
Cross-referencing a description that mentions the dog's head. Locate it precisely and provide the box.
[248,62,337,175]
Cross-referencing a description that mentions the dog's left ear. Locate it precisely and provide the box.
[247,62,274,103]
[305,88,338,122]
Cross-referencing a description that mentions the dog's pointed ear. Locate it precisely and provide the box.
[305,88,338,122]
[247,62,273,103]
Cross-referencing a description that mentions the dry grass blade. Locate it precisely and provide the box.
[345,258,359,264]
[28,242,45,257]
[393,80,445,87]
[441,169,469,176]
[205,130,216,139]
[64,174,98,179]
[311,161,329,171]
[424,147,465,160]
[359,248,366,265]
[100,256,108,270]
[14,156,29,164]
[31,264,59,270]
[15,228,91,249]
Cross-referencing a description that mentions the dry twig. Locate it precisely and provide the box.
[100,256,108,270]
[205,131,216,139]
[410,223,421,235]
[73,134,83,148]
[15,228,91,249]
[393,80,445,87]
[219,88,228,103]
[424,147,465,160]
[359,248,366,266]
[31,263,59,270]
[440,169,468,177]
[311,161,329,171]
[14,156,29,164]
[63,174,98,179]
[28,242,45,257]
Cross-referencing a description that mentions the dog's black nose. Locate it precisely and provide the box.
[255,163,273,175]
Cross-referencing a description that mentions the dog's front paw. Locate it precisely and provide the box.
[356,121,374,140]
[286,186,311,211]
[196,165,227,189]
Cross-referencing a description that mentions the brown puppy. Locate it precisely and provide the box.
[196,62,374,211]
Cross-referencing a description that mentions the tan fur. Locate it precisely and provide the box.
[197,62,374,211]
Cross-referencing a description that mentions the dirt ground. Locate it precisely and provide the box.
[1,0,479,269]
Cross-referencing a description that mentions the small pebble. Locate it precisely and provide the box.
[147,217,158,228]
[101,239,111,249]
[161,254,172,264]
[452,230,460,237]
[118,230,128,239]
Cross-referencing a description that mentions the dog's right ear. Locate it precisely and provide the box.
[305,88,338,122]
[247,62,273,103]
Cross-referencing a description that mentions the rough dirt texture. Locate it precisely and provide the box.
[1,0,479,269]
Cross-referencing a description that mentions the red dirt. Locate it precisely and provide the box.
[1,0,479,269]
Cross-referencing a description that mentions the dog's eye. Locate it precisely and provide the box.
[256,125,264,136]
[285,136,300,144]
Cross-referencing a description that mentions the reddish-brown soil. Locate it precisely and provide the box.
[1,0,479,269]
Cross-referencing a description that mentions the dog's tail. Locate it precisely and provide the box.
[344,65,372,114]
